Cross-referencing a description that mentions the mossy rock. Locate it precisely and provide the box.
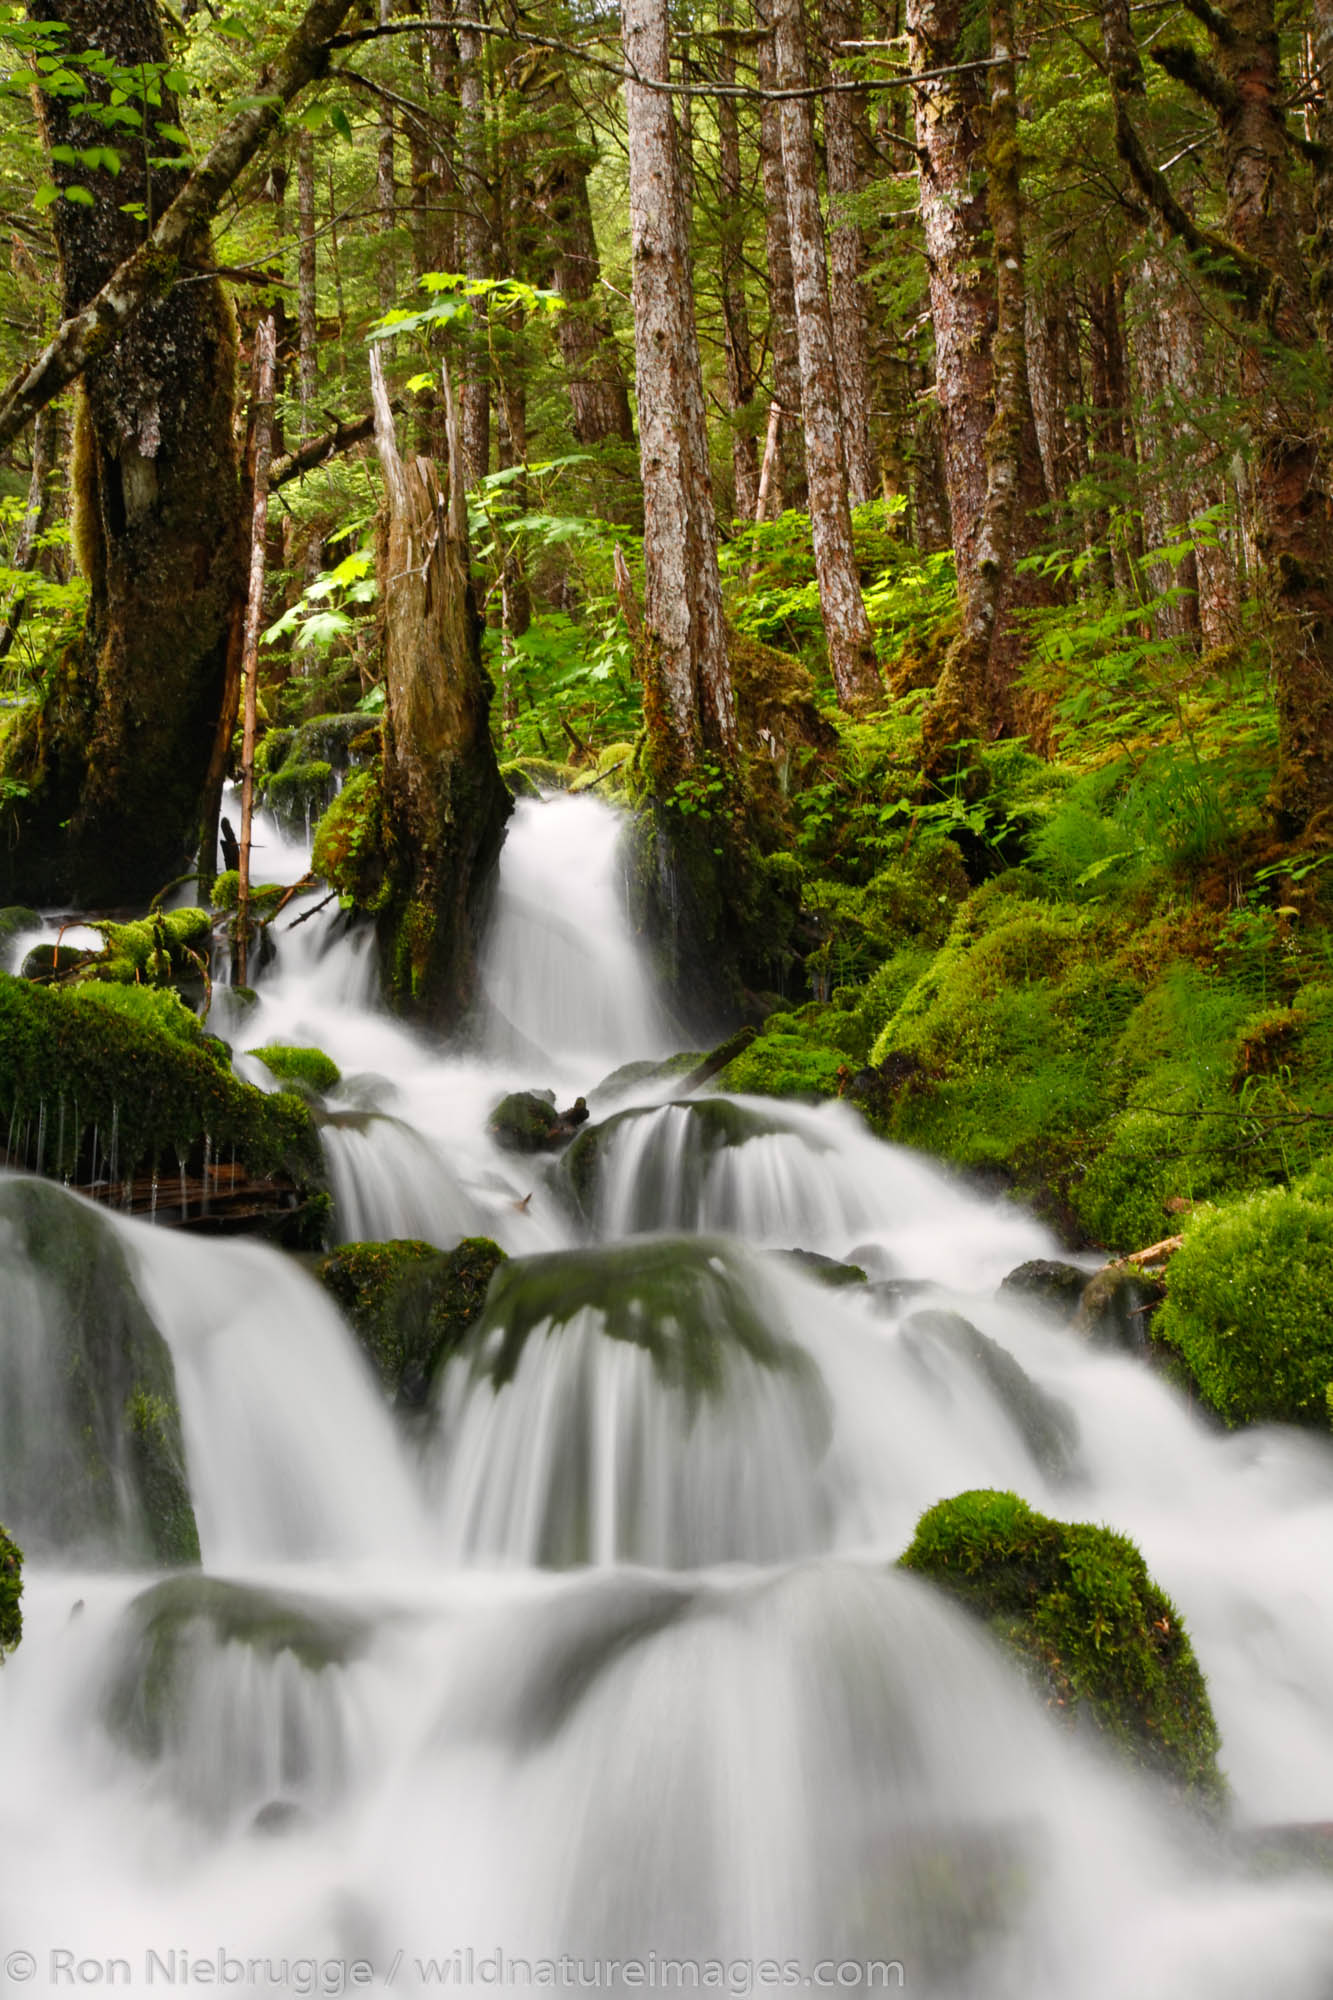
[0,1178,199,1563]
[0,906,39,946]
[779,1248,868,1287]
[900,1311,1080,1482]
[462,1236,821,1408]
[282,713,373,772]
[1156,1187,1333,1426]
[102,1573,371,1762]
[265,758,336,833]
[0,972,325,1225]
[249,1044,342,1095]
[21,941,98,980]
[997,1260,1088,1324]
[489,1088,562,1153]
[589,1051,706,1102]
[900,1489,1223,1802]
[499,756,572,798]
[311,765,387,910]
[561,1097,792,1221]
[0,1524,21,1654]
[319,1235,507,1405]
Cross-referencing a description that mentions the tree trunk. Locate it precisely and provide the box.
[718,0,760,519]
[459,9,491,487]
[755,0,806,512]
[234,316,276,988]
[820,0,877,506]
[297,124,319,433]
[622,0,737,769]
[526,64,635,447]
[0,399,58,664]
[376,0,397,309]
[368,345,511,1023]
[922,0,1050,758]
[1,0,244,906]
[773,0,880,708]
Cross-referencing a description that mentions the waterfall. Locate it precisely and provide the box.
[4,790,1333,1998]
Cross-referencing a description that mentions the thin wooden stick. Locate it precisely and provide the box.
[235,314,278,989]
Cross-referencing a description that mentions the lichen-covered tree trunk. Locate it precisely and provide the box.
[772,0,879,708]
[819,0,876,507]
[369,347,510,1024]
[297,125,319,432]
[921,0,1050,759]
[526,64,634,447]
[755,0,806,513]
[458,12,492,487]
[623,0,737,770]
[0,0,243,907]
[718,2,760,519]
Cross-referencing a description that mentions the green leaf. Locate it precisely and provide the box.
[63,183,94,205]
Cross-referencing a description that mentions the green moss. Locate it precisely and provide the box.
[249,1044,342,1094]
[489,1088,561,1152]
[0,906,38,946]
[311,765,388,909]
[0,1178,200,1564]
[498,756,572,797]
[1156,1187,1333,1425]
[0,1525,21,1655]
[901,1490,1223,1802]
[266,758,335,833]
[804,837,969,988]
[0,971,324,1203]
[210,871,288,917]
[65,981,208,1048]
[717,1013,850,1099]
[319,1235,507,1404]
[90,908,213,988]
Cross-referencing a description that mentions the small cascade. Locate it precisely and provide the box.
[479,795,672,1073]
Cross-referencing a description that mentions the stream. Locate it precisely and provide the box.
[3,792,1333,1997]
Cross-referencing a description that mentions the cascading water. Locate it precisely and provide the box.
[5,790,1333,1997]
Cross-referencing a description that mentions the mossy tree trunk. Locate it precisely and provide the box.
[755,0,807,514]
[0,0,243,907]
[368,344,511,1026]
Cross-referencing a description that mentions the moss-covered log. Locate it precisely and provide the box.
[0,0,244,906]
[365,346,510,1025]
[318,1234,506,1405]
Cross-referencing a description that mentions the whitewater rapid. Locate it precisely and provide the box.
[3,792,1333,1998]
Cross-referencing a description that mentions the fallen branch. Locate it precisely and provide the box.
[270,409,383,488]
[284,888,337,930]
[1108,1233,1185,1270]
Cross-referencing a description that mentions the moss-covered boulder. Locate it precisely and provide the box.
[0,1178,199,1563]
[210,871,288,918]
[901,1312,1079,1482]
[312,766,388,910]
[715,1011,851,1099]
[498,756,572,798]
[1156,1187,1333,1425]
[249,1044,342,1095]
[0,1525,22,1655]
[488,1089,588,1154]
[779,1248,868,1287]
[266,758,336,834]
[319,1235,506,1405]
[461,1236,821,1406]
[901,1490,1223,1802]
[561,1097,789,1222]
[0,973,326,1242]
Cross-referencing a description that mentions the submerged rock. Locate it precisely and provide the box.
[998,1259,1087,1323]
[901,1310,1079,1483]
[900,1489,1223,1802]
[1075,1265,1162,1353]
[780,1248,868,1287]
[0,1178,199,1563]
[249,1043,342,1096]
[561,1096,792,1222]
[320,1235,507,1406]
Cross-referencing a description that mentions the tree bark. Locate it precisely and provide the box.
[459,8,491,487]
[297,124,319,433]
[0,399,58,664]
[234,316,276,988]
[718,0,760,519]
[622,0,738,768]
[755,0,806,512]
[773,0,880,708]
[368,345,511,1023]
[376,0,398,310]
[820,0,876,506]
[0,0,246,906]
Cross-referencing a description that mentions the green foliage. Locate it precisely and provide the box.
[901,1489,1224,1801]
[91,908,213,987]
[717,1010,852,1099]
[1157,1188,1333,1427]
[0,1525,21,1656]
[248,1044,341,1094]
